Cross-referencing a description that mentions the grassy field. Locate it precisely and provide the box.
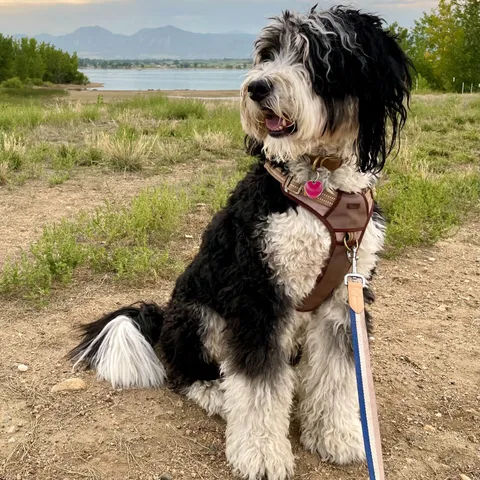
[0,88,479,301]
[0,88,479,480]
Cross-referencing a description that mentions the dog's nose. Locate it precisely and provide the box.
[247,79,272,102]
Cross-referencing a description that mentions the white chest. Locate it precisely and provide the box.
[262,207,331,307]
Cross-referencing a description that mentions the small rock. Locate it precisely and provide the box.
[438,304,447,312]
[6,426,17,434]
[423,424,436,432]
[160,474,173,480]
[428,257,436,262]
[459,475,472,480]
[51,378,87,393]
[184,234,193,239]
[17,364,29,372]
[435,412,442,418]
[7,437,15,443]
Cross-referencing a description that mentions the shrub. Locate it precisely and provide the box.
[1,77,24,89]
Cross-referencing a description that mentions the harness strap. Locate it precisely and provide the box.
[264,161,374,311]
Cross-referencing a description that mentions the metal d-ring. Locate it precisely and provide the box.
[343,234,359,252]
[312,156,336,172]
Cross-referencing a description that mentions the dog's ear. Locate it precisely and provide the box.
[245,135,264,157]
[302,9,412,173]
[344,10,412,173]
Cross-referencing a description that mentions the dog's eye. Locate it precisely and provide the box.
[260,50,276,62]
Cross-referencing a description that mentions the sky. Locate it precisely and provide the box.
[0,0,438,36]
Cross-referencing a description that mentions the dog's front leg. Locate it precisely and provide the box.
[223,361,295,480]
[298,293,366,465]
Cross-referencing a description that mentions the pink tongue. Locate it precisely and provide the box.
[265,115,283,131]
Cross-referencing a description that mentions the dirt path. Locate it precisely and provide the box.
[0,178,479,479]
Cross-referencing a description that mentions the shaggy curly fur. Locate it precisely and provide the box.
[69,6,411,479]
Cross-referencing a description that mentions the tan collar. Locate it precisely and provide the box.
[308,155,343,172]
[265,161,338,207]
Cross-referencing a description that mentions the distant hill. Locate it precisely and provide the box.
[14,26,256,60]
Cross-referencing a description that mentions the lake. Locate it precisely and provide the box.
[80,68,249,91]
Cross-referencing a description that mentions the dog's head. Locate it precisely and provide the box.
[241,6,412,172]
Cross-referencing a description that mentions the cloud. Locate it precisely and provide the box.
[0,0,434,36]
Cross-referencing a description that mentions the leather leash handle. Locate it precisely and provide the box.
[346,246,385,480]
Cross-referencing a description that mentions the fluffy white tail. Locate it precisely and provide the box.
[72,314,166,389]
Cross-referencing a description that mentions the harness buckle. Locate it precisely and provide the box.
[344,273,366,287]
[284,174,303,195]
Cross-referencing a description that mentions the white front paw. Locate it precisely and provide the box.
[301,421,365,465]
[226,433,294,480]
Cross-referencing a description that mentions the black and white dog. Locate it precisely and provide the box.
[69,6,411,480]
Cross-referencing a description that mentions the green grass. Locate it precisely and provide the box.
[378,94,480,254]
[0,91,479,300]
[0,167,244,301]
[0,87,68,101]
[0,92,244,183]
[0,184,191,300]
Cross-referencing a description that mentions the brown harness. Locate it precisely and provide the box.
[265,161,374,312]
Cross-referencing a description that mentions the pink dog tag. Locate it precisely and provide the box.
[304,180,323,199]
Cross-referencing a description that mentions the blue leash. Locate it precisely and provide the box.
[346,245,385,480]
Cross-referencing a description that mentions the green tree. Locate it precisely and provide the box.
[406,0,480,91]
[0,35,14,82]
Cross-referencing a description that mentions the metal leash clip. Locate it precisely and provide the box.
[344,244,366,287]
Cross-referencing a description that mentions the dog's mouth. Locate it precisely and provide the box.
[263,109,296,137]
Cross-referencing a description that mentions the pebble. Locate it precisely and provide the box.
[160,474,173,480]
[6,426,17,434]
[435,412,442,418]
[423,424,436,432]
[7,437,15,443]
[17,364,29,372]
[51,378,87,393]
[459,475,472,480]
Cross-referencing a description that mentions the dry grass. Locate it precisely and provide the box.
[2,132,27,156]
[86,131,157,171]
[0,160,9,185]
[194,130,233,152]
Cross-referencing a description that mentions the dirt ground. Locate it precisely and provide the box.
[0,168,479,480]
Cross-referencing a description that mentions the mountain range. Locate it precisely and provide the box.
[15,26,256,60]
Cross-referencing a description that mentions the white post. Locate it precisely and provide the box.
[462,82,464,94]
[471,83,473,93]
[416,77,419,90]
